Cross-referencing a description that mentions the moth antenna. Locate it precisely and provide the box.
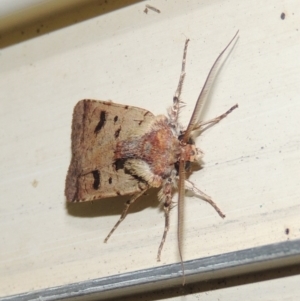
[169,39,190,126]
[183,30,239,142]
[104,189,147,243]
[177,159,186,285]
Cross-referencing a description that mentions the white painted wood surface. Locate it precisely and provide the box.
[0,0,299,298]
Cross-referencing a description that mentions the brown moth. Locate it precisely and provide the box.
[65,31,239,284]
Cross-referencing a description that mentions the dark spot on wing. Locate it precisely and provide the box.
[114,127,121,138]
[137,111,152,125]
[114,159,125,170]
[108,177,112,184]
[114,159,148,185]
[125,105,129,109]
[281,12,285,20]
[285,228,290,235]
[94,111,107,134]
[92,170,100,189]
[114,116,118,123]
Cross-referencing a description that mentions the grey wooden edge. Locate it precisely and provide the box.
[2,239,300,301]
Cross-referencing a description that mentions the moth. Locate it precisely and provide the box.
[65,31,239,284]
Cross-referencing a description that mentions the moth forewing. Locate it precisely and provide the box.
[65,99,154,203]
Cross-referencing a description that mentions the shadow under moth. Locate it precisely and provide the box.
[65,31,239,285]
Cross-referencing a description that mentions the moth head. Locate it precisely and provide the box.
[178,133,203,164]
[183,144,203,164]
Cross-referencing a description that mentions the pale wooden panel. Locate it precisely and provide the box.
[0,0,299,298]
[0,0,100,33]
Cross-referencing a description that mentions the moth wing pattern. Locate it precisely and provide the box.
[65,99,154,202]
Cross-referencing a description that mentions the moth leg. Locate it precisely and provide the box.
[193,104,238,131]
[169,39,190,124]
[201,104,238,127]
[104,189,147,243]
[157,180,173,261]
[185,179,225,218]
